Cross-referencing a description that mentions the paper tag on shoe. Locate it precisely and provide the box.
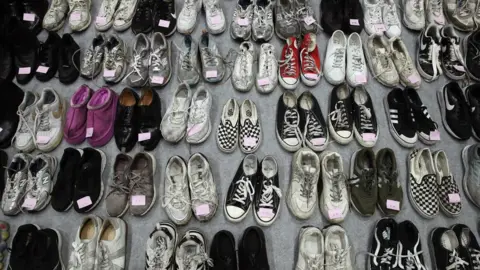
[454,65,465,72]
[23,13,36,22]
[22,198,37,210]
[243,136,257,147]
[408,74,420,84]
[158,19,170,28]
[258,208,274,219]
[350,19,360,26]
[375,24,386,32]
[304,73,319,80]
[328,208,343,220]
[206,70,218,78]
[386,199,400,210]
[71,11,82,21]
[151,76,165,84]
[96,16,107,24]
[36,135,51,144]
[104,69,115,77]
[448,193,461,203]
[138,132,151,141]
[430,130,440,141]
[36,66,49,74]
[211,15,222,24]
[131,195,146,206]
[311,138,325,146]
[18,67,31,75]
[77,196,92,209]
[86,127,94,138]
[355,74,367,83]
[362,133,376,142]
[304,16,316,26]
[188,124,202,136]
[195,204,210,216]
[257,77,271,86]
[237,18,249,26]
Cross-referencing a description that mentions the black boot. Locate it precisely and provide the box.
[8,18,39,84]
[0,81,24,149]
[21,0,49,34]
[35,32,61,82]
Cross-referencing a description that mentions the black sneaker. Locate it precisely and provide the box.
[465,83,480,140]
[9,224,40,269]
[73,148,106,213]
[224,154,258,223]
[210,230,237,270]
[343,0,363,34]
[463,30,480,81]
[440,25,466,80]
[239,226,270,270]
[58,34,80,85]
[132,0,153,34]
[352,86,378,147]
[369,218,398,270]
[417,24,442,82]
[405,87,440,144]
[21,0,48,34]
[349,148,377,216]
[276,92,302,152]
[51,148,82,212]
[430,227,469,270]
[376,148,402,216]
[253,156,280,226]
[0,41,14,84]
[298,91,328,152]
[328,83,354,145]
[384,88,417,148]
[437,81,471,140]
[8,18,39,85]
[33,228,63,270]
[35,32,61,82]
[451,224,480,269]
[138,88,162,151]
[397,220,427,270]
[320,0,344,35]
[153,0,176,36]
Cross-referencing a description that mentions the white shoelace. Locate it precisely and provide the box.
[358,104,374,132]
[325,246,351,269]
[304,111,323,140]
[126,54,144,80]
[304,254,322,270]
[71,242,87,267]
[147,238,168,269]
[233,176,255,205]
[428,42,442,79]
[367,4,382,24]
[149,49,168,72]
[282,109,301,138]
[259,179,282,208]
[446,250,469,270]
[69,0,88,13]
[329,101,349,129]
[470,248,480,270]
[279,48,297,76]
[162,183,190,210]
[384,3,399,25]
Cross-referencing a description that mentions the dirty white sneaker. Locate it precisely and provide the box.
[390,37,421,89]
[95,0,120,31]
[204,0,227,34]
[176,230,212,270]
[113,0,139,31]
[43,0,69,31]
[160,83,192,143]
[177,0,202,34]
[256,43,278,93]
[34,88,65,152]
[425,0,445,25]
[346,32,368,87]
[188,153,218,221]
[383,0,401,37]
[232,41,255,92]
[186,86,212,144]
[95,218,127,270]
[68,215,103,270]
[163,156,191,225]
[68,0,92,32]
[323,225,353,270]
[402,0,425,30]
[362,0,385,35]
[145,223,177,270]
[324,30,346,85]
[364,34,399,87]
[13,92,39,152]
[295,227,324,270]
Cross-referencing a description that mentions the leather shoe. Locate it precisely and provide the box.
[0,81,24,149]
[138,88,162,151]
[114,88,139,152]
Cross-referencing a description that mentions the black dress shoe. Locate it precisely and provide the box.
[132,0,153,34]
[58,33,80,84]
[153,0,176,36]
[8,18,39,84]
[35,32,60,82]
[138,88,162,151]
[239,226,270,270]
[0,42,14,84]
[114,88,139,152]
[0,81,24,149]
[22,0,48,34]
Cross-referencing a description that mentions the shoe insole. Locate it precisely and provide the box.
[140,90,153,106]
[299,95,313,111]
[354,88,368,105]
[169,160,185,183]
[326,232,344,252]
[120,90,137,106]
[80,220,96,240]
[262,158,277,178]
[244,156,258,175]
[100,223,115,241]
[304,235,321,255]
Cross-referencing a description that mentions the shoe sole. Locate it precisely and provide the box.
[328,119,353,145]
[436,89,465,140]
[462,145,480,209]
[95,19,114,32]
[300,72,320,87]
[278,71,300,90]
[383,95,417,148]
[253,203,280,227]
[353,123,378,148]
[223,200,250,223]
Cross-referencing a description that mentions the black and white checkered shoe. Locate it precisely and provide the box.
[216,99,240,153]
[239,100,262,153]
[433,150,462,217]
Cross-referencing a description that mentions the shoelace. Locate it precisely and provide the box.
[16,109,35,135]
[304,111,323,139]
[71,242,87,267]
[99,0,116,17]
[329,101,350,130]
[325,246,351,269]
[304,254,322,270]
[470,248,480,270]
[149,48,168,72]
[396,250,427,270]
[182,248,213,269]
[384,3,399,25]
[5,173,26,200]
[126,54,145,80]
[424,40,442,79]
[457,0,471,17]
[279,48,297,76]
[358,104,374,132]
[300,172,314,201]
[69,0,87,13]
[349,169,375,196]
[300,48,319,74]
[368,4,382,24]
[147,238,168,269]
[351,47,364,72]
[382,170,399,195]
[330,172,345,202]
[129,171,150,196]
[332,48,345,69]
[430,0,442,14]
[180,47,196,72]
[190,172,211,200]
[365,247,396,266]
[260,47,275,77]
[201,47,219,67]
[447,250,469,270]
[412,0,423,15]
[447,39,464,66]
[183,0,197,16]
[108,173,130,196]
[393,50,414,74]
[189,102,207,127]
[162,182,190,210]
[38,43,51,64]
[233,176,255,205]
[259,178,282,208]
[97,242,111,270]
[279,5,296,26]
[47,0,65,14]
[283,109,301,138]
[254,5,272,29]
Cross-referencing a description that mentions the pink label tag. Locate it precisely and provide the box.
[22,198,37,210]
[304,73,319,80]
[430,130,440,141]
[454,65,465,72]
[408,74,420,84]
[104,69,115,77]
[151,76,164,84]
[71,11,81,21]
[18,67,31,75]
[243,136,257,147]
[158,19,170,27]
[96,16,107,24]
[386,199,400,210]
[362,133,376,142]
[304,16,315,26]
[355,74,367,83]
[237,18,249,26]
[77,196,92,209]
[350,19,360,26]
[257,78,271,86]
[23,13,35,22]
[138,132,151,141]
[36,66,49,73]
[211,15,222,24]
[311,138,326,146]
[258,208,274,219]
[36,135,51,144]
[131,195,146,206]
[195,204,210,216]
[328,208,343,220]
[375,24,386,32]
[206,70,217,78]
[86,127,94,138]
[188,124,203,136]
[448,193,461,203]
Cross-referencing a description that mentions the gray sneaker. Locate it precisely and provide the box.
[186,86,212,144]
[295,0,317,34]
[103,35,127,84]
[175,230,212,270]
[43,0,68,31]
[68,215,103,270]
[231,0,254,40]
[81,34,107,79]
[145,223,177,270]
[149,33,172,87]
[160,83,192,143]
[349,149,377,216]
[95,218,127,270]
[1,154,31,216]
[199,31,225,83]
[252,0,274,42]
[364,34,399,87]
[275,0,300,40]
[462,144,480,209]
[389,37,421,89]
[105,153,132,217]
[23,154,57,212]
[232,41,255,92]
[444,0,475,31]
[256,43,278,93]
[177,35,200,86]
[188,153,218,221]
[128,152,156,216]
[126,33,150,88]
[164,156,191,225]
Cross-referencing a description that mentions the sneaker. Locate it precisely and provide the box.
[384,87,417,148]
[161,83,192,143]
[433,150,462,217]
[224,154,258,222]
[81,34,107,79]
[177,0,202,34]
[390,37,421,89]
[188,153,218,221]
[186,86,212,144]
[113,0,139,31]
[9,224,40,269]
[444,0,475,31]
[95,0,120,31]
[364,34,399,87]
[323,225,353,270]
[1,153,31,216]
[103,35,127,84]
[352,86,378,147]
[149,32,172,87]
[346,32,368,87]
[153,0,176,36]
[295,226,323,270]
[320,0,343,35]
[164,156,191,225]
[430,228,469,270]
[36,227,64,270]
[51,148,82,212]
[232,41,255,92]
[275,0,300,40]
[376,148,402,216]
[176,230,212,269]
[217,99,240,153]
[476,1,480,25]
[417,24,442,82]
[126,33,150,88]
[35,32,61,82]
[231,0,254,40]
[462,144,480,209]
[324,30,347,85]
[298,91,328,151]
[361,0,385,35]
[86,87,118,147]
[451,224,480,269]
[145,222,177,270]
[463,30,480,81]
[440,25,465,80]
[58,33,81,84]
[276,92,302,152]
[239,100,262,153]
[22,154,57,212]
[328,83,354,144]
[465,83,480,140]
[177,35,200,86]
[131,0,153,34]
[319,151,349,223]
[68,0,92,31]
[252,0,274,42]
[128,152,156,216]
[397,220,427,269]
[408,148,439,218]
[9,19,39,85]
[299,33,321,86]
[425,0,445,24]
[383,0,401,38]
[296,0,317,34]
[210,230,237,270]
[204,0,227,34]
[95,218,127,269]
[105,153,132,217]
[199,31,225,83]
[405,87,440,144]
[254,156,281,226]
[68,215,102,270]
[369,218,398,270]
[437,81,471,140]
[402,0,425,30]
[256,43,278,93]
[34,88,65,152]
[287,148,319,219]
[13,91,39,152]
[239,227,270,270]
[279,37,300,90]
[43,0,68,31]
[349,149,377,216]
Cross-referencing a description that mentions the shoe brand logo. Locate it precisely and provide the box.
[52,100,64,119]
[445,91,455,111]
[42,174,50,185]
[472,107,476,113]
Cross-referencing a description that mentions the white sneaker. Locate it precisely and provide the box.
[402,0,425,30]
[324,30,346,85]
[163,156,192,225]
[113,0,139,31]
[362,0,385,35]
[204,0,227,34]
[346,32,368,87]
[256,43,278,93]
[95,0,120,31]
[216,99,240,153]
[160,83,192,143]
[383,0,401,38]
[145,223,177,270]
[95,218,127,270]
[188,153,218,221]
[425,0,445,25]
[295,227,324,270]
[177,0,202,34]
[43,0,69,31]
[13,91,39,152]
[34,88,65,152]
[68,0,92,32]
[232,41,255,92]
[186,86,212,144]
[68,215,102,270]
[239,100,262,153]
[323,225,353,270]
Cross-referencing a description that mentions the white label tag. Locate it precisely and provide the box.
[86,127,93,138]
[350,19,360,26]
[71,11,81,21]
[304,16,315,25]
[96,16,107,24]
[18,67,31,75]
[206,70,217,78]
[36,66,49,73]
[158,19,170,27]
[104,69,115,77]
[23,13,35,22]
[22,198,37,210]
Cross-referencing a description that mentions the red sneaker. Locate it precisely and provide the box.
[300,33,321,86]
[279,37,300,90]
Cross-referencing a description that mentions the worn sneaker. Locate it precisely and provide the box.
[299,33,321,86]
[275,0,300,40]
[361,0,385,35]
[128,152,156,216]
[210,230,237,270]
[103,35,127,84]
[126,33,150,87]
[231,0,254,40]
[68,215,103,270]
[164,156,191,225]
[176,231,212,269]
[405,87,440,144]
[369,218,398,270]
[239,100,262,153]
[444,0,475,31]
[287,148,319,220]
[188,153,218,221]
[254,156,281,226]
[352,86,378,147]
[232,41,255,92]
[295,227,324,270]
[440,25,465,80]
[463,30,480,81]
[324,30,347,85]
[437,82,471,140]
[402,0,425,30]
[298,91,328,151]
[256,43,278,93]
[376,148,402,216]
[36,32,61,82]
[408,148,439,218]
[417,24,442,82]
[364,34,399,87]
[397,220,427,269]
[276,92,302,152]
[217,99,240,153]
[160,83,192,143]
[149,33,171,87]
[252,0,274,42]
[113,0,139,31]
[177,0,202,34]
[349,149,377,216]
[13,91,39,152]
[323,225,353,270]
[451,224,480,269]
[199,31,225,83]
[22,154,57,212]
[462,144,480,209]
[390,37,421,89]
[204,0,226,34]
[95,218,127,270]
[433,150,462,217]
[1,153,31,216]
[34,88,65,152]
[105,154,132,217]
[153,0,177,36]
[43,0,68,31]
[186,87,212,144]
[296,0,317,34]
[279,37,300,90]
[328,83,354,144]
[346,32,368,87]
[430,228,469,270]
[177,35,200,86]
[466,83,480,140]
[80,34,107,79]
[68,0,92,31]
[383,0,401,38]
[145,222,177,270]
[95,0,120,31]
[384,87,417,148]
[425,0,445,24]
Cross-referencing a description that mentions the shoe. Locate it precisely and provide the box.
[287,147,319,219]
[103,35,127,84]
[149,32,172,87]
[232,41,255,92]
[51,148,82,212]
[437,82,471,140]
[239,227,270,270]
[164,156,191,225]
[96,218,127,269]
[9,224,40,269]
[13,91,39,152]
[131,0,153,34]
[426,0,445,24]
[276,92,302,152]
[186,86,212,144]
[0,151,8,201]
[34,88,65,152]
[43,0,68,31]
[199,31,225,83]
[22,154,57,212]
[105,154,132,217]
[95,0,120,31]
[384,88,417,148]
[161,83,192,143]
[1,153,31,216]
[324,30,346,85]
[58,34,80,84]
[145,222,177,270]
[114,88,139,153]
[177,35,200,86]
[128,152,156,216]
[86,87,118,147]
[231,0,254,40]
[138,88,162,151]
[328,83,354,144]
[430,228,469,270]
[256,43,278,93]
[298,91,328,151]
[217,99,240,153]
[320,0,343,35]
[466,83,480,140]
[319,151,348,223]
[210,230,237,270]
[376,148,402,216]
[402,0,425,30]
[352,86,378,147]
[397,220,427,269]
[63,85,93,145]
[405,87,440,144]
[252,0,274,42]
[279,37,300,90]
[36,228,64,270]
[68,215,102,270]
[364,34,399,87]
[0,42,14,84]
[408,148,439,218]
[451,224,480,268]
[475,1,480,25]
[390,37,421,89]
[300,33,321,86]
[346,32,368,87]
[369,218,398,270]
[177,0,201,34]
[463,30,480,81]
[239,99,262,153]
[444,0,475,31]
[80,34,107,79]
[440,25,465,80]
[188,153,218,221]
[225,154,258,222]
[433,150,462,217]
[295,227,323,270]
[361,0,385,35]
[349,148,377,216]
[417,24,442,82]
[126,33,150,87]
[35,32,61,82]
[323,225,353,270]
[73,148,106,213]
[0,82,25,149]
[153,0,176,36]
[204,0,226,34]
[254,156,281,226]
[111,0,138,31]
[176,230,212,269]
[9,19,39,85]
[383,0,401,37]
[22,0,49,34]
[296,0,317,34]
[275,0,300,40]
[68,0,92,31]
[462,144,480,208]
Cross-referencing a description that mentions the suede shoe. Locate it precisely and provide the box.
[35,32,61,82]
[51,148,82,212]
[64,85,93,145]
[114,88,139,153]
[86,87,118,147]
[106,153,132,217]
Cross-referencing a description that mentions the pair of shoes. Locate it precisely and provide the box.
[161,84,212,144]
[295,225,353,270]
[0,221,9,269]
[125,33,171,88]
[409,148,462,218]
[217,99,262,153]
[68,215,127,269]
[321,0,364,35]
[95,0,138,31]
[106,152,156,217]
[385,87,440,147]
[328,84,378,147]
[275,0,317,39]
[115,88,161,152]
[224,155,281,226]
[132,0,176,35]
[276,91,328,152]
[324,30,368,87]
[0,82,24,149]
[463,29,480,81]
[178,0,226,34]
[163,154,217,224]
[279,34,321,89]
[63,85,118,147]
[9,0,48,34]
[230,0,274,41]
[13,88,65,153]
[444,0,476,32]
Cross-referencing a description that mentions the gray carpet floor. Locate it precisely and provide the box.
[2,0,479,269]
